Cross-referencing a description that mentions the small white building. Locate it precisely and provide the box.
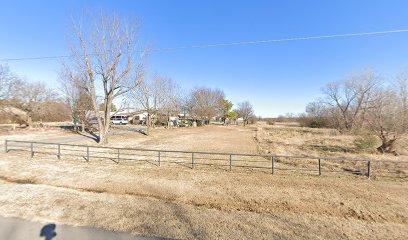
[237,117,244,124]
[132,112,148,121]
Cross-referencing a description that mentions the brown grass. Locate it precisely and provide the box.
[0,123,407,239]
[255,122,408,159]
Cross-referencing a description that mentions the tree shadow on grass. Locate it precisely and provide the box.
[309,145,354,154]
[341,167,365,176]
[77,131,99,143]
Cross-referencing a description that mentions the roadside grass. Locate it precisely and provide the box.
[0,123,407,239]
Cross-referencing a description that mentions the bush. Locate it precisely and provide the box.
[354,133,378,152]
[309,119,327,128]
[247,116,257,124]
[298,116,329,128]
[266,119,274,125]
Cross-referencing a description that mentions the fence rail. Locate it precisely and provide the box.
[4,140,408,178]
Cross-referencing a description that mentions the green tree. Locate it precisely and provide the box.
[100,103,117,112]
[228,111,238,123]
[222,99,233,123]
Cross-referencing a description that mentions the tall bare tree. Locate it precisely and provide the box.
[396,72,408,131]
[365,87,405,154]
[158,77,181,128]
[132,77,159,136]
[306,69,408,154]
[180,90,195,119]
[0,65,21,124]
[236,101,254,126]
[131,75,179,134]
[11,81,59,127]
[59,66,93,131]
[66,12,147,144]
[190,87,225,124]
[321,69,380,131]
[0,64,17,106]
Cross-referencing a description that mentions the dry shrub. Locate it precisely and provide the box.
[266,119,274,125]
[395,135,408,155]
[298,116,329,128]
[353,132,379,153]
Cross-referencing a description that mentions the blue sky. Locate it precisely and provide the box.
[1,0,408,117]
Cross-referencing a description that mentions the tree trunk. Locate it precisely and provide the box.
[146,113,151,136]
[377,137,398,155]
[99,130,106,144]
[102,125,109,144]
[27,115,32,128]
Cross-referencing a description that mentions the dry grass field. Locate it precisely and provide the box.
[255,122,408,160]
[0,123,407,239]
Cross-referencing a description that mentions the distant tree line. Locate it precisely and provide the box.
[299,69,408,154]
[130,74,256,135]
[0,65,70,126]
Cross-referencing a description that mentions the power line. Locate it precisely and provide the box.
[1,29,408,62]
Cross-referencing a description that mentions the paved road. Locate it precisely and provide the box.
[0,216,164,240]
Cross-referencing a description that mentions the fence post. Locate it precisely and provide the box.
[117,149,120,164]
[229,155,232,173]
[31,142,34,158]
[367,161,371,179]
[192,153,195,169]
[57,144,61,159]
[271,156,275,175]
[158,151,161,166]
[5,140,8,153]
[86,146,90,162]
[318,158,322,176]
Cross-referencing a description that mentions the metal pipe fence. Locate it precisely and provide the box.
[4,139,408,178]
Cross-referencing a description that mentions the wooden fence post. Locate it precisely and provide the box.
[229,155,232,173]
[5,140,8,153]
[158,151,161,166]
[31,142,34,158]
[192,153,195,169]
[271,156,275,175]
[318,158,322,176]
[87,146,90,161]
[367,161,371,179]
[57,144,61,159]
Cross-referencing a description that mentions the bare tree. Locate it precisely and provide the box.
[59,66,93,132]
[0,64,17,106]
[0,65,23,124]
[190,87,225,124]
[131,75,179,134]
[306,69,408,154]
[10,80,59,127]
[361,77,408,154]
[180,90,195,119]
[298,101,330,128]
[365,87,405,154]
[66,12,147,144]
[158,77,181,128]
[396,72,408,131]
[321,69,380,131]
[236,101,254,126]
